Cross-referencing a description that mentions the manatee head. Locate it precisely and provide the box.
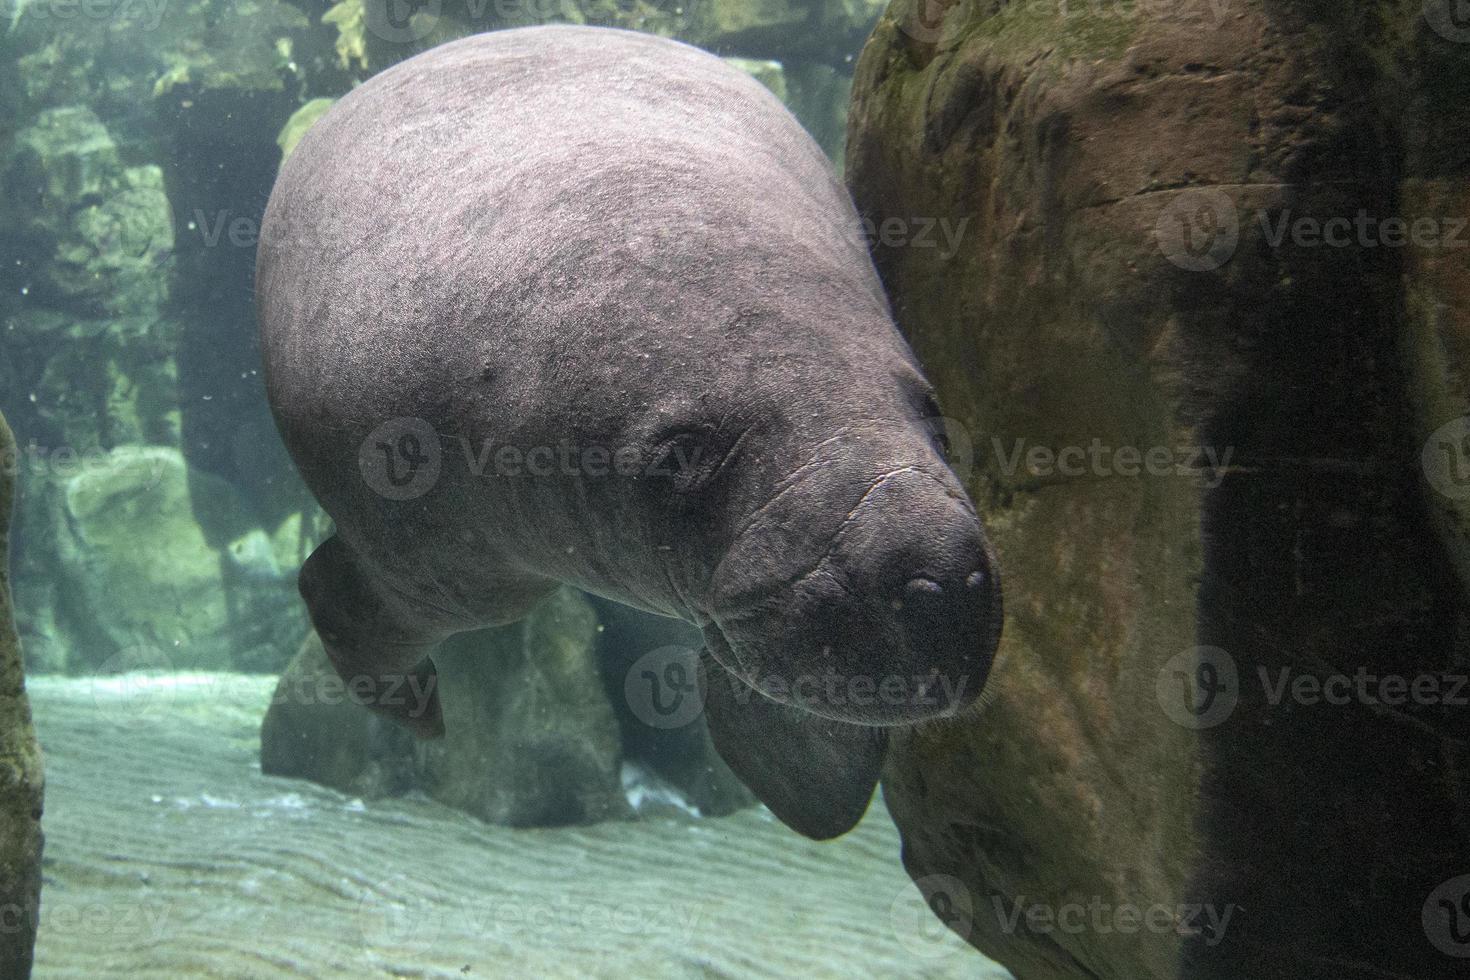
[656,361,1003,728]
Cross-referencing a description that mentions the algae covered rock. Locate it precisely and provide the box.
[0,410,44,980]
[262,589,758,827]
[17,446,305,674]
[276,97,337,160]
[1,106,173,316]
[263,589,630,826]
[847,2,1470,978]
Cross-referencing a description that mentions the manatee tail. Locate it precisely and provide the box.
[297,535,447,739]
[699,650,887,840]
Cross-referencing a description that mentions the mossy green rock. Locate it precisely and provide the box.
[1,106,174,316]
[276,98,337,161]
[0,410,44,980]
[19,446,305,674]
[848,2,1470,978]
[264,589,630,827]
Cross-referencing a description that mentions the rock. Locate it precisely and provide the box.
[588,596,755,818]
[0,410,44,980]
[847,3,1470,978]
[726,57,789,103]
[1,106,174,316]
[259,632,419,800]
[689,0,811,54]
[1,310,181,455]
[15,446,305,674]
[261,589,761,827]
[1392,27,1470,601]
[425,589,630,826]
[264,589,630,827]
[276,98,336,161]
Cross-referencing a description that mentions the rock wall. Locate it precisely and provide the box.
[847,2,1470,978]
[0,410,44,980]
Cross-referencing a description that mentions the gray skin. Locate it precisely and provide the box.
[256,26,1002,840]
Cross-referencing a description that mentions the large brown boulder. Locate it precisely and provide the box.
[0,410,44,979]
[847,3,1470,978]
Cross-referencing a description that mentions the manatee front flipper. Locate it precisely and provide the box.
[298,535,449,739]
[699,651,887,840]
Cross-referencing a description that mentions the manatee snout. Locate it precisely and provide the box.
[708,466,1002,726]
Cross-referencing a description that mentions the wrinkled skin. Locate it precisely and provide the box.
[257,26,1001,838]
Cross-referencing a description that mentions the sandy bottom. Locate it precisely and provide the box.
[25,673,1010,979]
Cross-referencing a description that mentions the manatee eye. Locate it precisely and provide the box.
[920,395,951,459]
[645,426,724,498]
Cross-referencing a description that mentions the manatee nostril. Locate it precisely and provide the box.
[905,577,944,597]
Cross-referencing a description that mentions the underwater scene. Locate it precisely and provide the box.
[2,0,1470,978]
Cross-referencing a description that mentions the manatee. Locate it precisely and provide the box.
[255,25,1002,840]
